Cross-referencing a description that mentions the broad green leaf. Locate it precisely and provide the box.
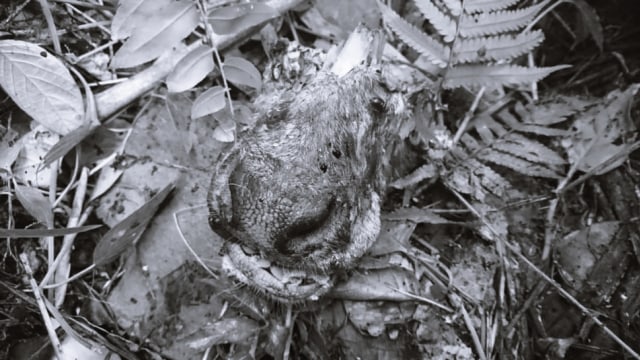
[222,56,262,91]
[111,0,173,40]
[93,182,175,267]
[0,40,83,134]
[167,45,215,93]
[111,1,199,68]
[14,184,53,226]
[191,86,228,119]
[209,3,279,35]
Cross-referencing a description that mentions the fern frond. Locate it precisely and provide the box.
[478,149,562,178]
[414,0,457,42]
[459,0,550,37]
[464,0,521,14]
[492,105,570,136]
[444,64,571,88]
[472,115,507,143]
[461,133,564,178]
[442,0,463,16]
[526,98,589,125]
[453,157,513,199]
[498,133,566,165]
[379,1,449,67]
[497,113,571,137]
[453,30,544,64]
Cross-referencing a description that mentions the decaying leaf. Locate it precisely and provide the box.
[93,182,176,267]
[13,184,52,226]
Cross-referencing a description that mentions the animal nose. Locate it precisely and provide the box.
[272,197,335,256]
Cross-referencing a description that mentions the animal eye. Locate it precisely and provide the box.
[369,97,386,115]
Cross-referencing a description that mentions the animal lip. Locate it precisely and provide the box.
[222,242,334,302]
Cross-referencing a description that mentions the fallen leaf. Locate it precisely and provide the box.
[14,184,52,226]
[93,182,176,267]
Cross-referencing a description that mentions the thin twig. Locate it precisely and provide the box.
[20,253,63,359]
[451,293,487,360]
[53,167,88,307]
[173,205,219,280]
[452,86,486,146]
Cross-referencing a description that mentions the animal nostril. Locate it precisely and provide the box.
[274,239,293,256]
[273,197,334,256]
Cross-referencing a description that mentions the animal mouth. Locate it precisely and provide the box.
[221,242,334,303]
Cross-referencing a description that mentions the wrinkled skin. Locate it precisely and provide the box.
[208,65,397,301]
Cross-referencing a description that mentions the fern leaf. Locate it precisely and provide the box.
[459,0,550,37]
[452,157,513,199]
[453,30,544,64]
[378,1,449,67]
[516,124,571,137]
[472,115,507,143]
[461,133,564,177]
[461,133,483,151]
[478,149,562,178]
[443,64,571,88]
[494,106,571,136]
[496,110,570,136]
[442,0,463,16]
[414,0,457,42]
[497,133,567,165]
[526,97,588,125]
[464,0,521,14]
